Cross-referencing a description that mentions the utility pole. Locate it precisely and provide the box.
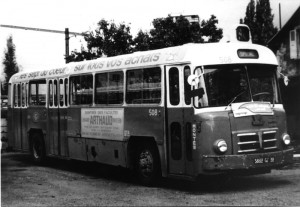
[0,24,84,63]
[279,3,282,29]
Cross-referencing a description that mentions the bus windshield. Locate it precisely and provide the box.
[196,64,279,108]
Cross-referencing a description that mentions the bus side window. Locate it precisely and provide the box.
[13,84,17,107]
[108,72,123,104]
[17,84,21,107]
[54,80,58,107]
[169,67,180,106]
[126,67,161,104]
[29,80,46,106]
[59,79,64,107]
[70,75,93,105]
[25,83,28,107]
[184,66,191,105]
[21,83,26,107]
[49,80,53,107]
[64,78,68,106]
[95,73,108,104]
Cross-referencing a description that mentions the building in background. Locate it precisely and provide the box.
[170,14,200,25]
[268,6,300,147]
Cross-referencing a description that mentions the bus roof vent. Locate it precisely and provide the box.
[220,24,252,44]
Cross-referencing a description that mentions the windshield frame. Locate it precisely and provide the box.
[192,64,281,109]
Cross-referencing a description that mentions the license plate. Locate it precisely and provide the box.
[254,157,275,164]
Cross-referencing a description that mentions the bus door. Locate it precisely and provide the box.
[48,79,63,156]
[166,65,194,175]
[48,78,69,157]
[58,78,68,157]
[12,83,22,150]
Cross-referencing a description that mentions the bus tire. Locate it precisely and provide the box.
[31,133,46,164]
[135,142,160,186]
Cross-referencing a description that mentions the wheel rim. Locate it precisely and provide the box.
[138,150,154,178]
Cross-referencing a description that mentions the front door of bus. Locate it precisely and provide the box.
[166,65,193,175]
[48,79,68,156]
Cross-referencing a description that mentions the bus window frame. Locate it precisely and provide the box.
[125,66,163,105]
[69,74,94,106]
[95,70,124,106]
[28,79,47,107]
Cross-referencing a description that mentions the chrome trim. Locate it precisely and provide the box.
[263,131,276,134]
[238,141,259,145]
[237,133,257,136]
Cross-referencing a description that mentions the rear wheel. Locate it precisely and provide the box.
[31,133,45,163]
[135,143,161,186]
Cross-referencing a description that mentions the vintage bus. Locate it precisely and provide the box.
[7,26,294,185]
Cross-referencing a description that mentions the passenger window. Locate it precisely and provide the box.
[13,84,18,107]
[59,79,64,107]
[64,79,68,106]
[126,67,161,104]
[17,84,21,107]
[29,80,47,106]
[169,67,180,105]
[21,83,26,107]
[70,75,93,105]
[95,71,123,105]
[49,80,53,107]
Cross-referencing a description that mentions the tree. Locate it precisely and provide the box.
[67,19,134,62]
[133,30,152,51]
[68,15,223,62]
[2,35,19,95]
[149,15,203,49]
[200,15,223,43]
[243,0,256,35]
[243,0,278,45]
[134,15,222,51]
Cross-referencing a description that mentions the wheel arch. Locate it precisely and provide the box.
[126,136,161,172]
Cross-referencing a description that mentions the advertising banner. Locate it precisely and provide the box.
[81,108,124,140]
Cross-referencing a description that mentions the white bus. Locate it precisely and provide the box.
[8,25,293,185]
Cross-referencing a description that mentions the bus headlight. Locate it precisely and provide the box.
[282,133,291,145]
[214,139,228,154]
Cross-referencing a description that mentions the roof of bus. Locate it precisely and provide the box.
[9,42,278,83]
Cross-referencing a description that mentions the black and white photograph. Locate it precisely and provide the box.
[1,0,300,206]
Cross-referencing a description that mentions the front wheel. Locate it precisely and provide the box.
[31,133,46,164]
[135,143,161,186]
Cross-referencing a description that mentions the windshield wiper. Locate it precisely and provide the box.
[225,90,246,110]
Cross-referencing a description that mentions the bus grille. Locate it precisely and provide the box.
[237,130,277,154]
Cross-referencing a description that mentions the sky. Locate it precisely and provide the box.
[0,0,300,79]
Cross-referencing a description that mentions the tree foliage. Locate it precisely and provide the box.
[2,35,19,95]
[243,0,277,45]
[200,15,223,43]
[67,15,223,62]
[134,15,222,51]
[67,19,134,62]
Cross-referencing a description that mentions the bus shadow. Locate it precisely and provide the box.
[157,174,292,194]
[3,152,294,193]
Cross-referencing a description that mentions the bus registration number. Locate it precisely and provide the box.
[254,157,275,164]
[149,109,160,117]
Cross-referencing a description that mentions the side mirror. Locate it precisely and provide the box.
[187,75,200,86]
[277,69,289,86]
[284,76,289,86]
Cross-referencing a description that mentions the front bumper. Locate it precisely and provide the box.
[202,148,294,171]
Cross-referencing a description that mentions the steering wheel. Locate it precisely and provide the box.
[252,92,271,101]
